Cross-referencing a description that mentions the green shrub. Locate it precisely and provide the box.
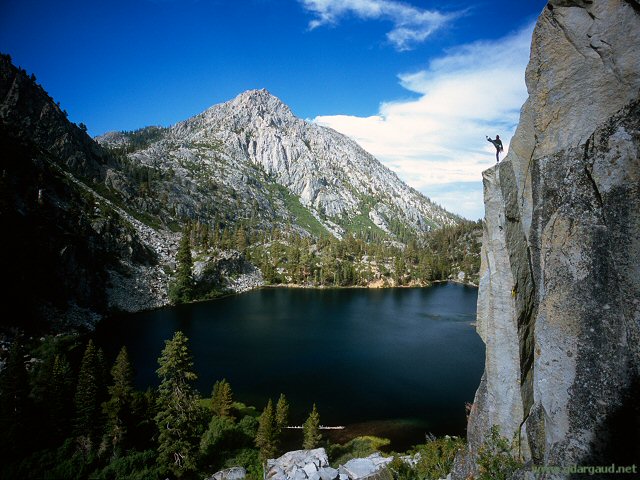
[389,435,464,480]
[477,425,522,480]
[328,436,391,466]
[237,415,259,439]
[91,450,159,479]
[5,438,97,480]
[200,416,237,460]
[388,456,417,480]
[222,448,262,480]
[200,414,259,470]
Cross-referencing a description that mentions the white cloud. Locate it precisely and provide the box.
[299,0,457,50]
[313,23,535,219]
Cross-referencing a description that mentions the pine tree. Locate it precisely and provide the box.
[155,331,202,477]
[275,393,289,435]
[103,346,134,457]
[274,393,290,452]
[255,399,277,462]
[211,378,234,418]
[74,340,107,447]
[170,224,194,304]
[50,354,74,442]
[235,226,248,252]
[302,403,322,450]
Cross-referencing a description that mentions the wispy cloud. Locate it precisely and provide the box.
[298,0,457,51]
[313,23,535,219]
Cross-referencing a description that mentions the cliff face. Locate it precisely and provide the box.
[456,0,640,476]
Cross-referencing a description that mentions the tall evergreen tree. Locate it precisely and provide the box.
[255,399,277,462]
[74,339,107,448]
[302,403,322,450]
[170,224,194,304]
[275,393,289,435]
[235,226,248,252]
[211,378,233,418]
[155,331,202,477]
[50,353,74,442]
[103,346,134,457]
[274,393,290,453]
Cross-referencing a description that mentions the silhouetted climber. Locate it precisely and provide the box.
[486,135,503,162]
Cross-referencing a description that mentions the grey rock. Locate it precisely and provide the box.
[454,0,640,477]
[342,453,392,479]
[291,470,307,480]
[318,467,339,480]
[205,466,246,480]
[266,450,396,480]
[266,448,329,480]
[303,462,319,476]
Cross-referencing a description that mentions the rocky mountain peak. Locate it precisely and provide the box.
[232,88,282,107]
[135,87,459,237]
[195,88,298,133]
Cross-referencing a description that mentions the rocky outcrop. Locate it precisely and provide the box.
[0,54,111,180]
[205,466,247,480]
[341,453,393,480]
[194,250,264,295]
[265,449,394,480]
[266,448,335,480]
[455,0,640,477]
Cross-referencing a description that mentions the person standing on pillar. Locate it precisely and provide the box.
[486,135,504,162]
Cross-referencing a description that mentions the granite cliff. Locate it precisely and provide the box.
[454,0,640,477]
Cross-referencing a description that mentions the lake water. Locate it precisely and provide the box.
[95,283,483,450]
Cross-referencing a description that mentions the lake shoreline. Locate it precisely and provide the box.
[246,279,477,292]
[258,279,478,291]
[111,280,479,318]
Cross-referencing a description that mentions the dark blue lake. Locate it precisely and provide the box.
[95,283,483,450]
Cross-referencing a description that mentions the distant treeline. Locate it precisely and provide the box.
[169,219,482,304]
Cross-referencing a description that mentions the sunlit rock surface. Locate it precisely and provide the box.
[454,0,640,477]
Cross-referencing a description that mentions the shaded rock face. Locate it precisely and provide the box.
[0,56,110,180]
[0,135,157,330]
[455,0,640,477]
[0,55,165,329]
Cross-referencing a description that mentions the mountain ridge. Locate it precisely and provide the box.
[97,87,459,239]
[1,53,480,331]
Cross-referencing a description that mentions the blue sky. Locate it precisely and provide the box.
[1,0,547,220]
